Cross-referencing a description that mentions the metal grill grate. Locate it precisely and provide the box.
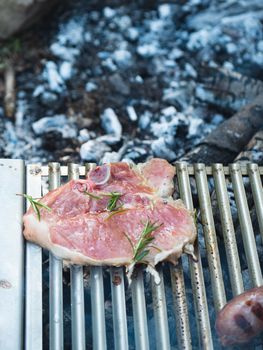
[0,160,262,350]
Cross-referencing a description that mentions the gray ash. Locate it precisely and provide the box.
[2,0,263,164]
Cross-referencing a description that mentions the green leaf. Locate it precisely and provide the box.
[132,220,163,264]
[35,201,52,211]
[84,191,102,200]
[123,232,135,255]
[105,208,128,220]
[17,193,51,221]
[107,192,122,211]
[134,250,150,263]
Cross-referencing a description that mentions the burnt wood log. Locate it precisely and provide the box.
[196,66,263,112]
[187,1,263,31]
[235,129,263,164]
[0,0,59,39]
[180,94,263,164]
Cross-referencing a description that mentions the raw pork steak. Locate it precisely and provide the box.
[23,159,196,266]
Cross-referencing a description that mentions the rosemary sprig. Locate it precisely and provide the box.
[17,193,51,221]
[124,220,162,264]
[83,190,122,212]
[106,192,122,211]
[84,191,102,200]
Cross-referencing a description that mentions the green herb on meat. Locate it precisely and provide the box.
[84,191,102,200]
[17,193,51,221]
[106,192,122,211]
[124,220,163,264]
[105,208,129,220]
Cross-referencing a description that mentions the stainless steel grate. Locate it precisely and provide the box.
[0,159,262,350]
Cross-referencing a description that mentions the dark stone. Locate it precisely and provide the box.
[108,73,131,96]
[41,131,74,151]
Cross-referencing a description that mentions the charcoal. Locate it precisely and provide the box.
[85,82,98,92]
[181,94,263,164]
[101,108,122,138]
[80,139,111,162]
[108,73,131,95]
[126,106,138,121]
[42,131,74,152]
[151,137,176,161]
[32,115,77,138]
[196,66,263,112]
[112,49,133,69]
[101,151,120,163]
[39,91,62,109]
[138,111,152,130]
[42,61,65,93]
[59,61,73,80]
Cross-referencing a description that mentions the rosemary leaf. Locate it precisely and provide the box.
[35,201,52,211]
[123,232,135,255]
[35,204,41,222]
[128,219,163,264]
[84,191,102,200]
[17,193,51,221]
[134,250,150,263]
[105,208,128,220]
[148,244,162,253]
[107,192,122,211]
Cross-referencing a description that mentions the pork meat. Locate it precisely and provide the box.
[23,158,196,267]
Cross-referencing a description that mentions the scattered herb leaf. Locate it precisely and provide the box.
[123,232,135,254]
[105,208,129,220]
[106,192,122,211]
[17,193,51,221]
[84,191,102,200]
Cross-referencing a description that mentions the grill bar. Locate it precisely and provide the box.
[176,162,213,350]
[194,164,226,312]
[48,163,64,350]
[248,163,263,244]
[131,270,150,350]
[230,163,263,287]
[151,267,170,350]
[170,262,192,350]
[0,160,24,350]
[212,164,244,296]
[90,267,107,350]
[25,165,43,350]
[85,163,108,350]
[110,267,129,350]
[2,160,263,350]
[68,164,86,350]
[40,165,263,177]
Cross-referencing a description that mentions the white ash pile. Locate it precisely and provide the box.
[1,0,262,165]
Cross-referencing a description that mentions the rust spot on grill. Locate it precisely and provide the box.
[0,280,12,289]
[234,314,253,334]
[251,302,263,321]
[30,166,42,176]
[112,275,122,286]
